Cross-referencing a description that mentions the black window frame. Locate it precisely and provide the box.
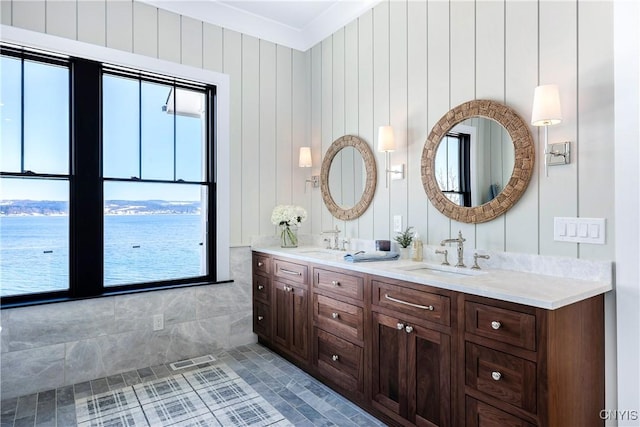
[1,45,220,308]
[441,131,472,208]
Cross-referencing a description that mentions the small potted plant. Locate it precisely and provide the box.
[394,226,414,259]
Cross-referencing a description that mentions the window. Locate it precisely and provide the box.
[0,44,217,305]
[435,132,471,207]
[102,72,209,287]
[0,49,71,297]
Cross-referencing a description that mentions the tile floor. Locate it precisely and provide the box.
[0,343,387,427]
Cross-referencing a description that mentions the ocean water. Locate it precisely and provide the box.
[0,214,205,297]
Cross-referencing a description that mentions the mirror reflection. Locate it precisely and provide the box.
[435,117,515,208]
[328,146,366,209]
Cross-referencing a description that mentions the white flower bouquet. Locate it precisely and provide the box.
[271,205,307,247]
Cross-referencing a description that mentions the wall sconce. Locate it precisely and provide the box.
[531,84,571,177]
[299,147,319,191]
[377,126,405,188]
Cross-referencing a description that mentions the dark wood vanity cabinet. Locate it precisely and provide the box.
[251,251,605,427]
[462,294,604,427]
[311,267,366,399]
[371,279,454,427]
[271,259,309,362]
[252,253,272,341]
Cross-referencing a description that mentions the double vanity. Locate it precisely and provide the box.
[251,246,610,427]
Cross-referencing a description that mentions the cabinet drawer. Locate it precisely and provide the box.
[314,328,364,394]
[466,397,535,427]
[274,259,308,284]
[313,268,363,300]
[465,301,536,351]
[253,302,270,339]
[253,253,271,275]
[314,294,364,342]
[253,274,270,303]
[465,343,537,413]
[372,280,450,326]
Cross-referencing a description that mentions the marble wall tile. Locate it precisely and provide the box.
[195,282,251,319]
[228,312,255,348]
[114,287,197,333]
[7,298,115,351]
[159,317,231,363]
[2,246,258,398]
[65,329,161,385]
[1,344,65,400]
[1,310,9,353]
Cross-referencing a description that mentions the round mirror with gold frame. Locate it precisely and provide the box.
[321,135,376,220]
[421,100,535,224]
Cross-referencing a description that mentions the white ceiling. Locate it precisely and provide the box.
[139,0,381,52]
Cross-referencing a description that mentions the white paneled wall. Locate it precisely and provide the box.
[1,0,309,247]
[308,0,614,261]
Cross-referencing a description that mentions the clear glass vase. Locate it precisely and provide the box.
[280,223,298,248]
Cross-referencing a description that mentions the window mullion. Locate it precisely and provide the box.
[20,57,25,173]
[138,80,142,179]
[70,58,103,298]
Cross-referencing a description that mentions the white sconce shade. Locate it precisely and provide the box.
[299,147,312,168]
[377,126,396,152]
[531,84,563,126]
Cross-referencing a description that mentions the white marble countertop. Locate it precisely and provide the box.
[252,245,612,310]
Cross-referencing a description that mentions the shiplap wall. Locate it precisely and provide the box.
[309,0,614,261]
[0,0,310,247]
[0,0,615,257]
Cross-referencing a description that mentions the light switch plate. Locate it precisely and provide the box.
[393,215,402,232]
[554,217,605,244]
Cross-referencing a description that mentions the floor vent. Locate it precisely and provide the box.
[169,354,216,371]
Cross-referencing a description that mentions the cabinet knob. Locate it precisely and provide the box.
[258,261,264,267]
[405,325,414,334]
[331,354,339,362]
[491,371,502,381]
[257,285,264,290]
[396,323,405,330]
[257,315,264,321]
[491,321,501,330]
[331,280,340,287]
[331,312,339,319]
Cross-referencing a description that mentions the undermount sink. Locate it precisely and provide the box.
[297,249,343,256]
[396,263,487,277]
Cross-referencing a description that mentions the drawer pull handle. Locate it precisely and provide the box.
[257,261,264,267]
[331,280,340,287]
[385,294,434,311]
[405,325,414,334]
[281,268,301,276]
[491,321,501,330]
[257,285,264,290]
[257,316,264,321]
[283,285,294,292]
[491,371,502,381]
[331,354,339,362]
[331,312,339,319]
[396,322,405,330]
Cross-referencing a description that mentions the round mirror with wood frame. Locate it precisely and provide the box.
[321,135,377,220]
[421,99,535,223]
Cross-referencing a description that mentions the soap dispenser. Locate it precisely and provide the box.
[412,232,423,262]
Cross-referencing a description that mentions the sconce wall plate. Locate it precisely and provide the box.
[547,142,571,166]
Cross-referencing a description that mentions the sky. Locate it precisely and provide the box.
[0,56,205,202]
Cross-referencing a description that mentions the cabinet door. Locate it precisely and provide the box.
[273,280,290,350]
[371,312,407,419]
[290,285,308,359]
[407,323,451,427]
[272,280,308,360]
